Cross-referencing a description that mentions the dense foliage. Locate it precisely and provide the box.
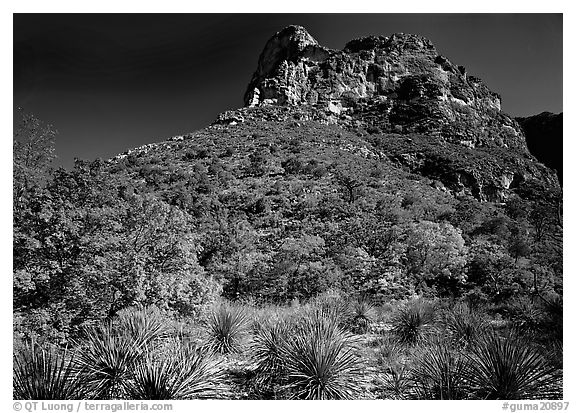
[13,111,562,399]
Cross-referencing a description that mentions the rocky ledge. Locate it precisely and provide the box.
[244,25,526,151]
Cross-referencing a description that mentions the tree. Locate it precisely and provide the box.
[14,160,220,343]
[403,221,468,295]
[13,111,56,206]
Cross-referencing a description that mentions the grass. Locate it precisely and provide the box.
[114,305,171,346]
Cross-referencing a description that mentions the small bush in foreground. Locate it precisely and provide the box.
[250,320,291,397]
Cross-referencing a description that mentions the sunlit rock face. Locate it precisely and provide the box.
[238,26,560,203]
[244,25,525,151]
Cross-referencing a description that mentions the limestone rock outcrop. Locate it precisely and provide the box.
[239,25,560,202]
[244,26,526,151]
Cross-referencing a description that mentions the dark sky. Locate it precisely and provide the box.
[13,14,563,169]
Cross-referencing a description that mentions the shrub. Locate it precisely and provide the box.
[410,340,471,399]
[13,342,84,400]
[128,341,223,399]
[391,299,438,344]
[206,303,249,354]
[467,331,562,399]
[279,311,365,399]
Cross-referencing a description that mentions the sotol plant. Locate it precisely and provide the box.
[391,299,438,344]
[279,310,365,399]
[467,331,562,399]
[74,306,171,399]
[250,320,291,396]
[348,297,377,334]
[13,342,85,400]
[206,303,249,354]
[128,341,224,399]
[444,302,489,348]
[75,323,148,399]
[410,340,471,400]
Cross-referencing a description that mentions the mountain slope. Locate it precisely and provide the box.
[14,26,563,343]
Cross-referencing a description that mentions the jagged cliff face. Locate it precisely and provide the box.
[516,112,563,183]
[245,26,524,151]
[237,26,559,202]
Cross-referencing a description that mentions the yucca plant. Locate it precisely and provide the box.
[348,298,377,334]
[279,312,365,399]
[467,331,562,399]
[13,341,85,400]
[410,340,471,400]
[391,299,437,344]
[75,322,148,399]
[128,341,224,399]
[444,302,489,348]
[206,303,249,354]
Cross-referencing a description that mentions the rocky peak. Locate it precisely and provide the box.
[244,26,526,152]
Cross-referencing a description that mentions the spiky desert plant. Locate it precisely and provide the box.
[467,331,562,399]
[128,341,224,399]
[13,341,85,400]
[381,361,412,400]
[114,305,171,346]
[444,302,489,348]
[279,311,365,400]
[348,297,377,334]
[377,335,412,399]
[312,290,351,327]
[206,303,249,354]
[250,320,291,397]
[391,299,438,344]
[75,322,148,399]
[410,340,471,400]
